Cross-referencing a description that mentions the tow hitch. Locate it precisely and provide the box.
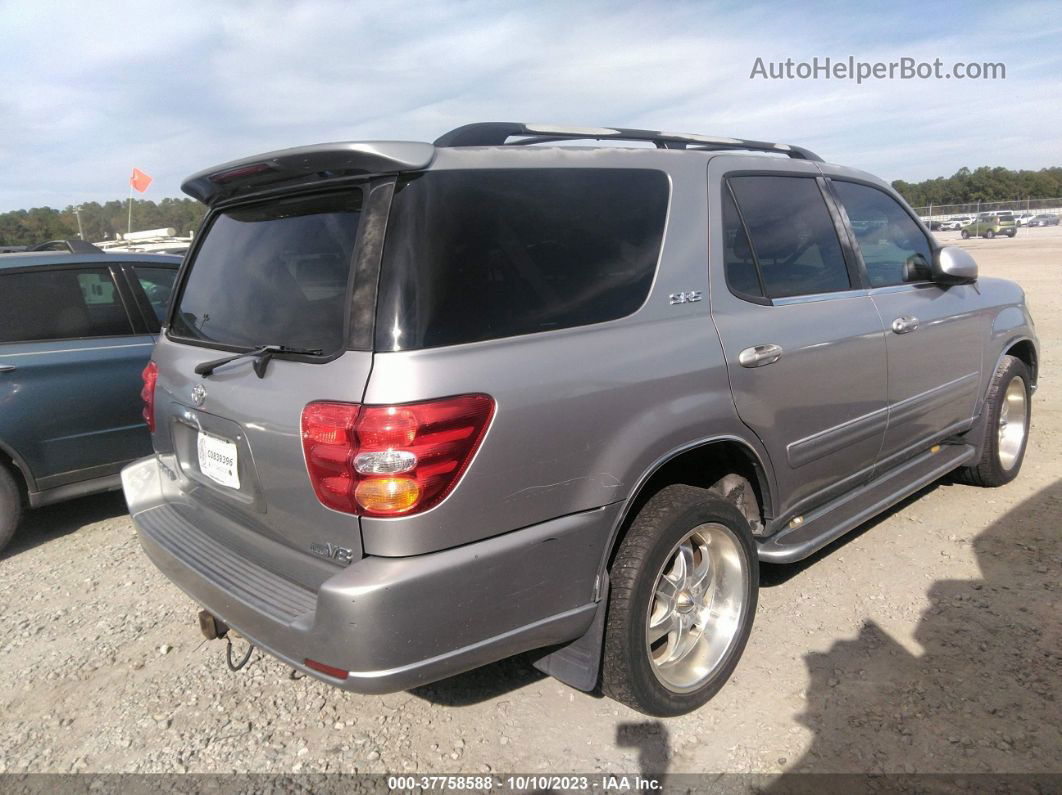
[198,610,254,672]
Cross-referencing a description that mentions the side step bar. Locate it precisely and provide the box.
[757,443,976,564]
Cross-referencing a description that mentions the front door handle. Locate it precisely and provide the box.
[891,316,920,334]
[738,344,784,368]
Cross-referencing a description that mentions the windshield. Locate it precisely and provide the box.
[170,191,362,353]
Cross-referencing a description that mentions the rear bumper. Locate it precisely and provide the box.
[122,455,616,693]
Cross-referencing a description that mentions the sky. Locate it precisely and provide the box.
[1,0,1060,211]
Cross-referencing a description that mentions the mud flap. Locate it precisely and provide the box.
[531,574,609,692]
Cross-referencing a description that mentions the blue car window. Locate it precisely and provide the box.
[0,267,133,343]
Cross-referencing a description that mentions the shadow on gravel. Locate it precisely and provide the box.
[1,489,128,561]
[771,479,1062,780]
[616,721,671,778]
[408,653,547,707]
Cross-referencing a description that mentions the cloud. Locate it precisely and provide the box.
[1,0,1059,210]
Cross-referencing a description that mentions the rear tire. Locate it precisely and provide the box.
[955,355,1031,487]
[0,464,22,555]
[602,484,758,716]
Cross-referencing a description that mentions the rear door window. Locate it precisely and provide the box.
[376,168,670,350]
[721,184,764,299]
[831,181,932,287]
[0,267,133,343]
[170,191,361,353]
[727,175,851,299]
[131,265,178,329]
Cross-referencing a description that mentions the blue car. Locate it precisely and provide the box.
[0,244,181,552]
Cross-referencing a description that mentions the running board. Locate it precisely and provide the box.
[756,443,976,564]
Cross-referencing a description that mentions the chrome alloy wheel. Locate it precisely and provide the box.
[998,376,1028,471]
[645,523,749,693]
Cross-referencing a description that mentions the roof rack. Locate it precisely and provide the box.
[434,122,823,162]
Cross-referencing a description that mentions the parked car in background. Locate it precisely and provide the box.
[962,213,1017,239]
[124,122,1037,716]
[940,216,972,231]
[1014,212,1036,226]
[1028,213,1060,227]
[0,245,180,553]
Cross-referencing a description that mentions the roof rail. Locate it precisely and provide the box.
[28,239,103,254]
[434,122,823,162]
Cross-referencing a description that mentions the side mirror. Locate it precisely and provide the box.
[933,246,978,284]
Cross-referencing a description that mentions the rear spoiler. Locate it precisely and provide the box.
[181,141,435,206]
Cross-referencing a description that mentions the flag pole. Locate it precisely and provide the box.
[127,171,133,236]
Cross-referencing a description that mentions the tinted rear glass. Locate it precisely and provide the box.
[170,192,361,352]
[728,175,850,298]
[0,267,133,342]
[376,169,669,350]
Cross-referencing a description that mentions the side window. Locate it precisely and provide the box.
[0,267,133,343]
[132,266,178,329]
[832,181,932,287]
[728,175,851,299]
[377,169,670,350]
[722,185,763,298]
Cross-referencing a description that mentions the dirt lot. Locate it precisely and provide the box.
[1,227,1059,777]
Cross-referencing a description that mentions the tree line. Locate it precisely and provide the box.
[2,165,1060,245]
[892,166,1062,209]
[0,198,205,246]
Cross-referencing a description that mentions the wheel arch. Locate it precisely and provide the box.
[1004,338,1038,386]
[0,438,33,498]
[601,435,774,577]
[534,435,774,694]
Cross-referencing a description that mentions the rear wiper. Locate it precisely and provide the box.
[194,345,324,379]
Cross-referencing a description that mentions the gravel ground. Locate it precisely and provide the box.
[0,227,1059,777]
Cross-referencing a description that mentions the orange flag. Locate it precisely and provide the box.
[130,167,153,193]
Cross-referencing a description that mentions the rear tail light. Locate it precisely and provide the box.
[301,394,494,517]
[140,361,158,432]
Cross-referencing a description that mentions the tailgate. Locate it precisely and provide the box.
[151,338,371,569]
[148,187,376,577]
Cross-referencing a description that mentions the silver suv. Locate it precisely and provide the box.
[123,122,1038,716]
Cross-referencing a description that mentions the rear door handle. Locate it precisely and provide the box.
[891,316,920,334]
[0,365,15,373]
[738,344,784,368]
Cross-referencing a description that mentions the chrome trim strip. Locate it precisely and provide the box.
[771,288,869,306]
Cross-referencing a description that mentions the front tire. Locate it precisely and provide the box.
[956,355,1031,487]
[602,485,758,716]
[985,229,995,239]
[0,464,22,555]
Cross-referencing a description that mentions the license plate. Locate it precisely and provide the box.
[197,432,240,489]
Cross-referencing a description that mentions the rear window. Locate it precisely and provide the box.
[170,192,361,353]
[375,168,670,350]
